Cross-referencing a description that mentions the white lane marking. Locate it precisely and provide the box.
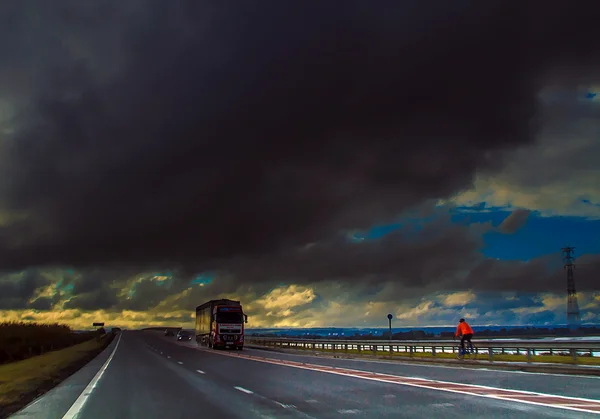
[431,403,454,408]
[62,333,122,419]
[177,361,183,365]
[383,394,396,398]
[196,369,205,374]
[338,409,361,414]
[167,356,171,359]
[275,402,297,409]
[305,399,319,403]
[209,350,600,416]
[160,352,163,354]
[234,386,254,394]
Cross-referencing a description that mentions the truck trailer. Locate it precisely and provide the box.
[195,299,248,350]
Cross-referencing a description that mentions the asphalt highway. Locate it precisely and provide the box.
[11,331,600,418]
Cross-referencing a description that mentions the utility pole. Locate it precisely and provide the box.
[387,314,393,340]
[562,246,580,331]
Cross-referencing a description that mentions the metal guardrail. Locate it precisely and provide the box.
[246,336,600,361]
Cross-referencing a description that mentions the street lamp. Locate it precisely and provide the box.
[387,314,393,340]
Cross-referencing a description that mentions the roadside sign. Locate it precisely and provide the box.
[93,322,105,327]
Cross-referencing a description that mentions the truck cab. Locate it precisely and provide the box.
[196,299,248,350]
[211,305,247,350]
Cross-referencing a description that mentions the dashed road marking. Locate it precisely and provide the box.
[338,409,361,414]
[275,402,297,409]
[196,369,205,374]
[431,403,454,408]
[167,356,171,359]
[177,361,183,365]
[305,399,319,403]
[383,394,396,398]
[234,386,254,394]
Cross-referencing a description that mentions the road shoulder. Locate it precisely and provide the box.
[245,344,600,376]
[6,333,118,419]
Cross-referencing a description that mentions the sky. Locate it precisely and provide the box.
[0,1,599,330]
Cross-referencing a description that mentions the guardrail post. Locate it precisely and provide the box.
[373,345,377,355]
[432,346,436,357]
[570,348,578,362]
[409,346,414,357]
[488,348,493,361]
[357,344,361,353]
[526,348,532,362]
[345,344,348,353]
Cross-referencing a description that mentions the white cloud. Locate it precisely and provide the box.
[254,285,316,311]
[441,291,476,307]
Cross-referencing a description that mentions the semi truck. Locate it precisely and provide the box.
[195,299,248,350]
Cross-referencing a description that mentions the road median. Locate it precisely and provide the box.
[0,333,115,419]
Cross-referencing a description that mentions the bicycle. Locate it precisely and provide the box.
[456,340,478,360]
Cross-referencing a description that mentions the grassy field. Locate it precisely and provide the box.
[0,333,113,418]
[0,322,99,364]
[253,345,600,365]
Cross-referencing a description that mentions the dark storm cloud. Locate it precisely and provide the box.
[68,268,139,295]
[0,269,50,309]
[222,210,491,288]
[463,253,600,293]
[29,297,54,311]
[0,1,599,272]
[466,293,544,311]
[497,209,531,234]
[63,286,119,311]
[521,310,556,325]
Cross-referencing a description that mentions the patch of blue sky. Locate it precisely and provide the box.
[452,207,600,260]
[482,214,600,261]
[353,213,444,241]
[55,275,74,293]
[355,204,600,262]
[190,272,214,286]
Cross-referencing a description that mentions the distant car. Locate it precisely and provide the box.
[177,330,192,341]
[165,329,175,336]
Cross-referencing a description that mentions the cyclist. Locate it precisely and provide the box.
[455,318,474,353]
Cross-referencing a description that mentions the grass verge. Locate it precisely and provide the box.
[251,345,600,366]
[0,334,114,419]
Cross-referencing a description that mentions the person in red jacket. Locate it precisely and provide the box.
[455,318,474,353]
